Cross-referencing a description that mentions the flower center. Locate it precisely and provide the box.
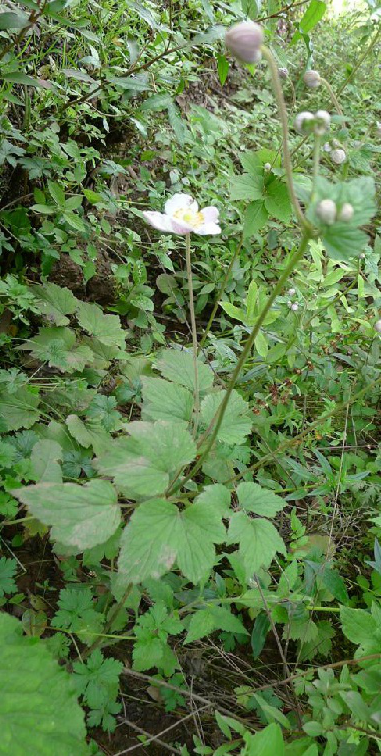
[173,207,204,228]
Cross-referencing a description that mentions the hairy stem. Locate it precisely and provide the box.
[199,237,242,350]
[261,45,310,231]
[185,232,199,435]
[321,77,344,119]
[167,231,311,495]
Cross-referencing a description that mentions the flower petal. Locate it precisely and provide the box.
[165,193,197,216]
[194,222,222,236]
[170,219,193,234]
[142,211,173,232]
[201,206,219,224]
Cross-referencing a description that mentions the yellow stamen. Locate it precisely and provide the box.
[173,207,204,228]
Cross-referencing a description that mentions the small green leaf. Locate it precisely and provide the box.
[340,606,376,645]
[0,11,28,29]
[228,513,285,574]
[48,181,65,207]
[76,302,125,348]
[251,612,270,659]
[243,723,285,755]
[299,0,327,34]
[30,440,62,483]
[217,54,229,85]
[265,181,291,222]
[243,201,268,238]
[237,482,287,518]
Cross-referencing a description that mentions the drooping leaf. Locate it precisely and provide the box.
[0,613,89,756]
[13,480,121,552]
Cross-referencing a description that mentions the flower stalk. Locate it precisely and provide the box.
[185,233,200,435]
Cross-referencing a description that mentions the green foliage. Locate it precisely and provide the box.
[0,613,89,755]
[1,0,381,753]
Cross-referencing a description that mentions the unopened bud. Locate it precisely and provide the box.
[288,287,296,296]
[303,70,321,88]
[323,142,332,152]
[294,111,314,134]
[291,303,299,312]
[375,320,381,333]
[360,252,366,259]
[264,162,271,171]
[278,67,289,79]
[331,148,346,164]
[314,110,330,136]
[338,202,354,222]
[225,21,264,64]
[316,199,337,225]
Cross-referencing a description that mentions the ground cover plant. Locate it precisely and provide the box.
[1,0,381,753]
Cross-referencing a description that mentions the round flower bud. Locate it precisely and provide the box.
[360,252,366,259]
[338,202,354,222]
[323,142,332,152]
[314,109,330,136]
[375,320,381,333]
[331,148,346,164]
[264,162,271,171]
[225,21,264,64]
[291,303,299,312]
[294,111,315,134]
[288,287,296,296]
[278,67,289,79]
[303,69,321,88]
[316,199,337,225]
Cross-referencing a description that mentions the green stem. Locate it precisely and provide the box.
[261,45,310,232]
[337,27,381,96]
[167,231,311,496]
[321,78,344,119]
[82,583,132,658]
[199,237,242,350]
[311,135,321,202]
[185,232,199,436]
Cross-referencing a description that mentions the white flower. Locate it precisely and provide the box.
[264,162,272,171]
[338,203,354,222]
[331,148,346,164]
[225,21,264,64]
[314,109,330,135]
[303,70,321,88]
[294,111,315,134]
[142,193,221,236]
[375,320,381,333]
[316,199,337,225]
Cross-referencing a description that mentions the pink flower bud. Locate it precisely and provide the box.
[264,162,271,171]
[291,303,299,312]
[331,148,346,164]
[375,320,381,333]
[288,287,296,296]
[303,70,321,88]
[278,67,288,79]
[338,203,354,222]
[316,199,337,225]
[294,111,314,134]
[225,21,264,64]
